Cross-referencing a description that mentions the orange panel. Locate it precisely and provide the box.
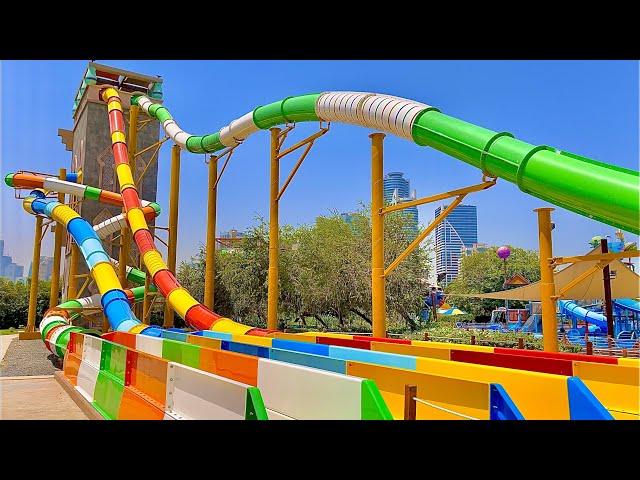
[99,190,123,206]
[127,349,168,408]
[199,347,258,386]
[186,335,222,350]
[63,352,82,386]
[273,332,317,343]
[118,387,165,420]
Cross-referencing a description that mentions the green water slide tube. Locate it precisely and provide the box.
[132,91,638,234]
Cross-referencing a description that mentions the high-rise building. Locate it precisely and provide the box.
[29,256,54,281]
[0,240,25,281]
[434,204,478,285]
[383,172,419,234]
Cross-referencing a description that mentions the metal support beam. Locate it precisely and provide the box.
[204,155,218,310]
[550,250,639,265]
[67,242,80,301]
[600,238,615,336]
[535,207,558,352]
[49,169,66,309]
[554,260,609,298]
[163,145,181,328]
[370,133,386,338]
[267,128,281,331]
[26,215,44,333]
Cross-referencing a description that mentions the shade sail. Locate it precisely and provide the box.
[448,247,640,301]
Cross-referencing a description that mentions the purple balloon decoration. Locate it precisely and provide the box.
[497,246,511,260]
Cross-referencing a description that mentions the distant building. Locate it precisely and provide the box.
[0,240,25,281]
[459,242,490,272]
[216,229,246,251]
[434,204,478,285]
[383,172,419,235]
[28,256,54,281]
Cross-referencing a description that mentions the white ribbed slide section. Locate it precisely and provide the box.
[94,214,128,238]
[39,315,68,332]
[315,91,431,140]
[219,112,260,147]
[43,177,87,197]
[77,293,102,309]
[137,95,194,149]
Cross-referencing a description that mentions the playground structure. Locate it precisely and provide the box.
[3,63,639,420]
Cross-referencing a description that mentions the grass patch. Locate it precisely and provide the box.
[0,328,24,336]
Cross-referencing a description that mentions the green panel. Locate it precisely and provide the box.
[4,173,15,187]
[281,94,321,123]
[55,327,83,358]
[92,371,124,420]
[148,103,161,117]
[186,136,205,154]
[149,202,161,216]
[131,95,141,106]
[202,132,224,153]
[155,107,172,123]
[245,387,269,420]
[84,186,101,201]
[40,320,66,340]
[126,268,146,286]
[361,380,393,420]
[161,339,200,368]
[58,299,82,310]
[99,340,127,382]
[253,101,287,129]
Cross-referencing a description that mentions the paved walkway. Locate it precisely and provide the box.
[0,375,88,419]
[0,334,18,362]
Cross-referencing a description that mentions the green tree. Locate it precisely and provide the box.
[445,246,540,318]
[0,278,54,329]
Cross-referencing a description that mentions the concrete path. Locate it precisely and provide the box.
[0,334,18,362]
[0,375,88,419]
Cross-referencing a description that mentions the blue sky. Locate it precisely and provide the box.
[1,60,638,272]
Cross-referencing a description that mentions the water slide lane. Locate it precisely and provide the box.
[132,91,638,234]
[558,300,609,332]
[100,88,272,337]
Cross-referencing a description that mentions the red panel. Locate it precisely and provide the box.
[133,229,154,255]
[99,190,123,206]
[494,347,618,365]
[113,143,129,165]
[450,349,574,376]
[185,304,218,330]
[142,206,157,220]
[109,110,125,132]
[124,289,135,304]
[153,269,179,297]
[245,327,278,337]
[68,331,84,354]
[316,336,371,350]
[121,187,140,209]
[353,335,411,345]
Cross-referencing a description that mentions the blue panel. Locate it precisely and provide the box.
[66,172,79,183]
[162,330,188,342]
[221,340,270,358]
[100,289,128,310]
[117,319,140,332]
[140,326,163,337]
[191,330,204,336]
[80,238,105,259]
[44,201,59,217]
[103,298,135,329]
[31,199,48,215]
[202,330,232,341]
[272,339,330,356]
[489,384,525,420]
[271,348,346,374]
[68,218,98,245]
[328,346,417,370]
[86,251,111,270]
[567,377,614,420]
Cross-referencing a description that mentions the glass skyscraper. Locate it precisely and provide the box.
[434,204,478,285]
[383,172,419,235]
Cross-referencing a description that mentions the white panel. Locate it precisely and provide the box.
[76,361,99,402]
[137,96,153,114]
[77,293,102,309]
[163,120,184,139]
[48,325,74,352]
[218,125,239,148]
[39,315,67,333]
[228,111,260,140]
[165,362,248,420]
[82,335,103,367]
[94,215,127,238]
[257,358,363,420]
[173,132,191,148]
[140,200,151,207]
[267,409,295,420]
[43,177,87,197]
[135,335,163,357]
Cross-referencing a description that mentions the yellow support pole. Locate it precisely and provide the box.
[25,215,44,334]
[204,156,218,310]
[535,207,558,352]
[370,133,386,338]
[142,226,154,324]
[49,168,66,309]
[164,145,181,328]
[267,128,281,331]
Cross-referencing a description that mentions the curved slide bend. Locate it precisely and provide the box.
[133,91,639,234]
[558,300,608,333]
